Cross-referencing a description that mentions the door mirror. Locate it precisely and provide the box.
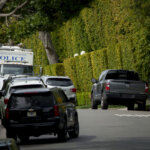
[91,78,98,83]
[39,67,43,76]
[0,90,5,97]
[0,91,2,96]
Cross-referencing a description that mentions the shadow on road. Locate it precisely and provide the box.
[19,135,96,146]
[20,136,150,150]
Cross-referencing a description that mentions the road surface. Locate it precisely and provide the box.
[1,108,150,150]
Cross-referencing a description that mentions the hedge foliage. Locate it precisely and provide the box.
[23,0,150,81]
[22,33,49,75]
[50,0,150,81]
[22,0,150,105]
[90,48,108,79]
[63,49,108,93]
[43,63,65,76]
[76,92,91,106]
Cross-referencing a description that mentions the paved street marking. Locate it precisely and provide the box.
[115,114,150,117]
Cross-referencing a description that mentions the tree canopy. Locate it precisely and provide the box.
[0,0,93,43]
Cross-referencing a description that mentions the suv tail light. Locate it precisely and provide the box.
[105,82,110,91]
[70,88,76,93]
[145,83,149,93]
[54,105,59,116]
[5,108,9,119]
[4,98,9,104]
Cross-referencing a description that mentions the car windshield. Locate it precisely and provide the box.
[10,93,54,109]
[46,78,73,86]
[106,70,139,80]
[2,64,33,75]
[9,85,44,94]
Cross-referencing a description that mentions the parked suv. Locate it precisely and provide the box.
[2,88,79,142]
[41,76,77,104]
[0,76,45,122]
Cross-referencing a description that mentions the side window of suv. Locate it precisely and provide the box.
[53,90,63,104]
[58,90,68,103]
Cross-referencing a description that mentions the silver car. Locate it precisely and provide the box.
[41,76,77,104]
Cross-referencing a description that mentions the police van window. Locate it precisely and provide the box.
[3,64,33,75]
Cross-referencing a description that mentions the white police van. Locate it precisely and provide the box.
[0,45,34,90]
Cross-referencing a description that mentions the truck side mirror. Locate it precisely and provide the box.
[39,67,43,76]
[91,78,98,83]
[0,90,5,96]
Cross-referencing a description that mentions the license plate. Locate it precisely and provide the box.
[27,111,36,117]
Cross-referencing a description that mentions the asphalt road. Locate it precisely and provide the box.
[1,108,150,150]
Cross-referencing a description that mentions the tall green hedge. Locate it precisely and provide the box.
[43,63,65,76]
[64,58,78,89]
[51,0,150,81]
[90,48,108,79]
[22,33,49,75]
[77,92,91,106]
[22,0,150,82]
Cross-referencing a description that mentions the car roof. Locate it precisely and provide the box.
[41,76,71,80]
[8,80,44,87]
[11,87,58,94]
[104,69,136,73]
[41,76,72,84]
[12,76,41,82]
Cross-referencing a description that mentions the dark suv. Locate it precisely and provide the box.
[3,88,79,142]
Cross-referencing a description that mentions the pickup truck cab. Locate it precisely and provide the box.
[91,69,148,110]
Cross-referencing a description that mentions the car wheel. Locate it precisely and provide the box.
[6,129,17,140]
[1,118,5,126]
[68,116,79,138]
[138,101,146,111]
[58,121,67,142]
[91,93,98,109]
[101,94,108,110]
[127,102,134,110]
[18,135,29,143]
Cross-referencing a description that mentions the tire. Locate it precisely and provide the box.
[1,118,5,126]
[91,93,98,109]
[138,101,146,111]
[127,102,134,110]
[101,94,108,110]
[6,129,17,141]
[68,116,79,138]
[19,135,29,143]
[58,121,67,142]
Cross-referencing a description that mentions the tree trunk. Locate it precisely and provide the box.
[39,31,58,64]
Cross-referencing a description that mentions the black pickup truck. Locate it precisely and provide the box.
[91,69,148,110]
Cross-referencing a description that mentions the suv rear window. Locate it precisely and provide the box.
[106,70,139,80]
[46,78,73,86]
[9,85,44,94]
[9,93,54,109]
